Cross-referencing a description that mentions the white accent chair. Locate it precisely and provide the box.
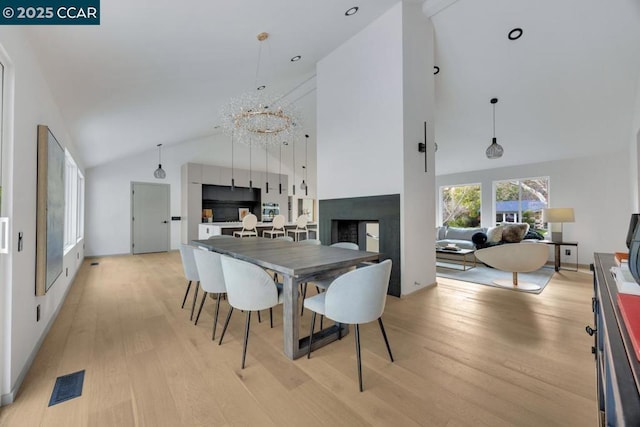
[263,214,286,238]
[474,242,549,291]
[301,242,359,316]
[193,250,227,340]
[303,259,394,392]
[233,213,258,238]
[179,244,200,321]
[219,256,283,369]
[287,215,309,241]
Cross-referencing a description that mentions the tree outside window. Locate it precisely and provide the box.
[441,184,481,227]
[494,177,549,231]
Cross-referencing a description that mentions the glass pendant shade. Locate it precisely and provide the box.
[154,144,166,179]
[486,137,503,159]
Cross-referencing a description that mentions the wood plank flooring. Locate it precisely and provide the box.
[0,252,597,426]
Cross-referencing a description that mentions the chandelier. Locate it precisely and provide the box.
[220,32,302,147]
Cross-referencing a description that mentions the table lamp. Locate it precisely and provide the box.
[542,208,575,242]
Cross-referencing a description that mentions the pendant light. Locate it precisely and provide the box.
[230,132,235,191]
[486,98,504,159]
[300,134,309,195]
[153,144,166,179]
[292,137,296,196]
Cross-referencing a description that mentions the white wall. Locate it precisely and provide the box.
[316,3,404,200]
[436,150,632,266]
[0,27,84,404]
[317,3,437,295]
[400,3,436,294]
[86,132,314,256]
[630,71,640,211]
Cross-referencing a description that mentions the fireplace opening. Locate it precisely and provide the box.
[331,220,379,252]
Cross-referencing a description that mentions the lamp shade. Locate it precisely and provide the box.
[542,208,575,223]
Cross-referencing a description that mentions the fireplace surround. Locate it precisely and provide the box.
[319,194,400,296]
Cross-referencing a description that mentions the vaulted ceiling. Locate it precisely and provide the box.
[23,0,640,175]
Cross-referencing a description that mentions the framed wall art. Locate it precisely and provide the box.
[36,124,65,296]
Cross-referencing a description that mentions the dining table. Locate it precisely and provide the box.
[192,237,380,360]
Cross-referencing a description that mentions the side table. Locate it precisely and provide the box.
[540,240,578,272]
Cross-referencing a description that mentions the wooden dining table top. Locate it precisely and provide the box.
[191,237,380,278]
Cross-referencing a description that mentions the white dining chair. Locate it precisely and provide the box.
[301,241,359,316]
[193,249,228,340]
[218,255,283,369]
[287,215,309,241]
[263,214,286,238]
[233,213,258,238]
[303,259,393,392]
[179,244,200,321]
[298,238,321,245]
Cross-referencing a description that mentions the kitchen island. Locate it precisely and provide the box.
[199,221,318,239]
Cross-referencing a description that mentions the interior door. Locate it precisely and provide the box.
[131,182,170,254]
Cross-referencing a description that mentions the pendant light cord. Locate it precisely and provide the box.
[492,103,496,139]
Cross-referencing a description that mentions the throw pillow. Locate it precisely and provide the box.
[486,226,503,243]
[471,232,487,246]
[502,223,529,243]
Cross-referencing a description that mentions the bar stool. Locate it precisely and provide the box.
[263,214,286,238]
[233,213,258,238]
[287,215,309,241]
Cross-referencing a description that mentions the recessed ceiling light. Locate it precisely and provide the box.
[290,55,301,62]
[257,85,266,90]
[345,6,359,16]
[433,66,440,75]
[508,28,523,40]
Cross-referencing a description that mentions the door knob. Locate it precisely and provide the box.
[162,221,168,224]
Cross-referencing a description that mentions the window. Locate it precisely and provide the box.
[494,177,549,230]
[440,184,481,227]
[64,150,84,251]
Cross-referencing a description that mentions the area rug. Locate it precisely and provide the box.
[436,263,555,294]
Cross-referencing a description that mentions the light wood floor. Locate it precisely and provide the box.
[0,252,597,426]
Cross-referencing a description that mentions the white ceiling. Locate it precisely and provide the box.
[23,0,640,175]
[431,0,640,175]
[24,0,399,168]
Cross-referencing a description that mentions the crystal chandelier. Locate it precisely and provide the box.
[220,32,302,147]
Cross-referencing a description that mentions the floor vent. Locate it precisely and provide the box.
[48,370,85,406]
[90,262,99,266]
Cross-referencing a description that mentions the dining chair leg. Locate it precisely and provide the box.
[355,324,363,392]
[218,307,234,345]
[212,293,222,341]
[195,292,208,325]
[320,315,324,330]
[181,280,192,308]
[241,311,252,369]
[190,283,200,321]
[300,283,308,316]
[378,317,394,362]
[307,312,317,359]
[257,310,262,323]
[269,307,273,328]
